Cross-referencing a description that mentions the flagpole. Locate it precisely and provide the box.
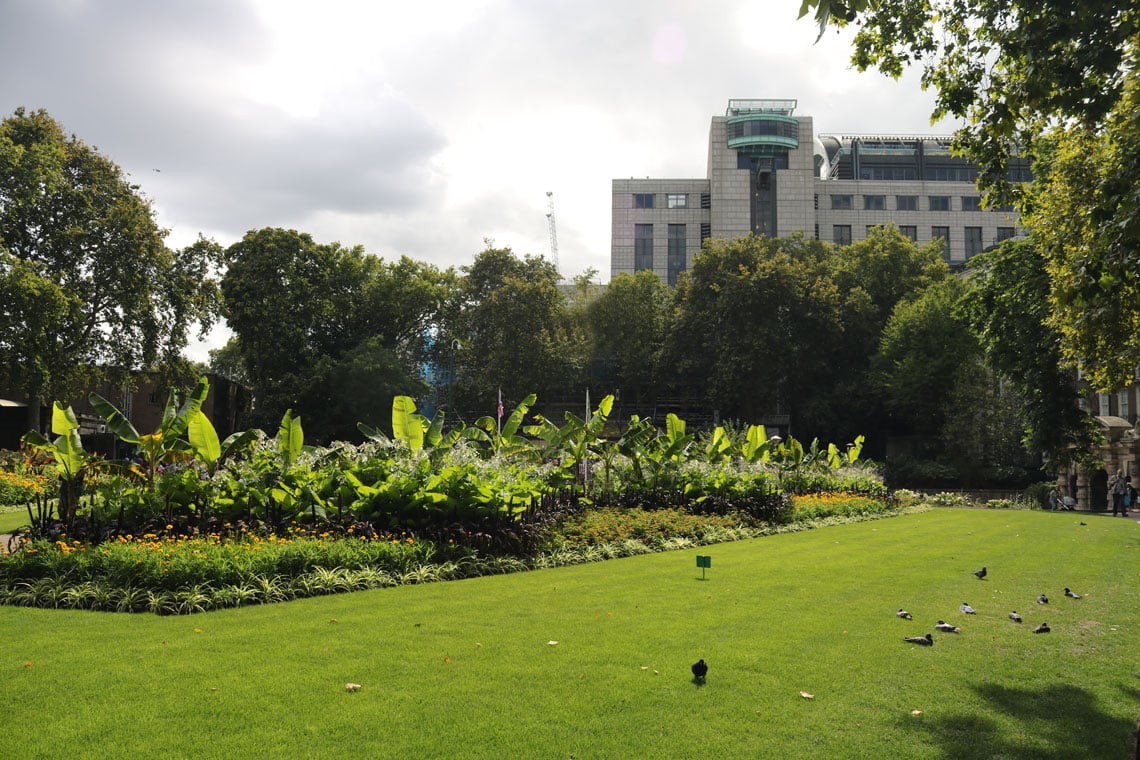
[584,387,590,490]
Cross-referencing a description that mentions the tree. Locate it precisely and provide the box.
[797,1,1140,389]
[957,237,1101,468]
[439,245,577,417]
[583,271,670,408]
[0,108,221,429]
[872,277,978,437]
[221,228,434,440]
[805,225,948,445]
[664,234,842,424]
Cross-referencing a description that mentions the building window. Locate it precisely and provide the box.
[700,193,711,209]
[831,194,853,210]
[961,196,982,212]
[1098,393,1111,416]
[929,196,951,211]
[700,222,711,243]
[863,195,885,211]
[833,225,852,246]
[861,166,917,181]
[896,195,918,211]
[1078,397,1088,412]
[634,224,653,271]
[899,225,917,242]
[667,193,688,209]
[965,227,983,258]
[667,224,686,286]
[1120,390,1131,419]
[633,193,654,209]
[927,166,978,182]
[996,227,1016,242]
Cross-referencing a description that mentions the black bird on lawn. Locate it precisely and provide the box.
[1009,611,1022,623]
[935,620,961,633]
[1037,594,1049,605]
[897,609,913,620]
[973,566,987,579]
[1033,622,1051,634]
[904,633,934,646]
[1064,588,1082,599]
[691,659,708,680]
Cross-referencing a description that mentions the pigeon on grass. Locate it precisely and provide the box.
[960,602,976,614]
[935,620,961,633]
[1009,611,1022,623]
[1064,588,1082,599]
[897,609,913,620]
[1037,594,1049,605]
[904,634,934,646]
[691,659,708,680]
[1033,622,1051,634]
[973,567,987,579]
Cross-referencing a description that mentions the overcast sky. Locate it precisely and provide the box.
[1,0,948,358]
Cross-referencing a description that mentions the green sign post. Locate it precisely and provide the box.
[696,555,711,580]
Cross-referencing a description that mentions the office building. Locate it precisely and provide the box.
[612,99,1027,283]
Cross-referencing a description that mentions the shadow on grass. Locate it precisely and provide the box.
[900,681,1138,759]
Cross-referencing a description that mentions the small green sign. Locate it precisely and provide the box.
[696,555,712,568]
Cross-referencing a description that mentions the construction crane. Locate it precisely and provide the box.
[545,191,559,275]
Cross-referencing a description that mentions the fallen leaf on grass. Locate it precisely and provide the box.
[443,656,451,664]
[329,618,338,624]
[24,662,32,668]
[547,641,559,646]
[474,642,482,647]
[194,628,202,633]
[911,710,923,716]
[640,666,649,670]
[345,683,362,692]
[800,691,814,700]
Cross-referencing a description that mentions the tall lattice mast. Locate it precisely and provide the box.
[545,191,559,275]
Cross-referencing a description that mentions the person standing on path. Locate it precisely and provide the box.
[1110,470,1128,516]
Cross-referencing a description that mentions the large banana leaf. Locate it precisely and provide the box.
[277,409,304,467]
[391,395,425,451]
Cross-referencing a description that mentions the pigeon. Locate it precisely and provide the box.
[904,633,934,646]
[1033,622,1050,634]
[1064,588,1082,599]
[1009,611,1022,623]
[935,620,961,633]
[960,602,976,614]
[691,659,708,680]
[1037,594,1049,605]
[973,566,987,579]
[897,609,913,620]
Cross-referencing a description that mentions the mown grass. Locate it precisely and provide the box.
[2,508,1138,759]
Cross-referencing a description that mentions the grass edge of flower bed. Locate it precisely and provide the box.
[0,504,926,615]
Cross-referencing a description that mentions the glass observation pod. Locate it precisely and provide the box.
[725,99,799,156]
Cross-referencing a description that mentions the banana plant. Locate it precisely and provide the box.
[185,407,258,476]
[740,424,779,464]
[22,402,92,522]
[703,425,732,464]
[360,396,460,455]
[525,394,614,487]
[89,376,210,488]
[471,393,538,458]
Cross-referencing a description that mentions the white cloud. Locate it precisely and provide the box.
[1,0,948,360]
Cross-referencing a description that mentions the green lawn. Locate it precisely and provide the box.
[3,508,1137,759]
[0,506,31,534]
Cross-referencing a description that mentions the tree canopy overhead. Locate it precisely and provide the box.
[798,1,1140,391]
[0,108,221,428]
